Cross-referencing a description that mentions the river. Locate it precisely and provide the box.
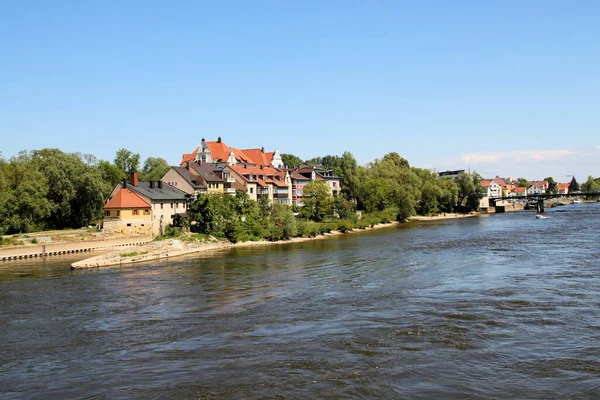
[1,203,599,399]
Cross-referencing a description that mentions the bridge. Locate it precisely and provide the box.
[489,192,599,213]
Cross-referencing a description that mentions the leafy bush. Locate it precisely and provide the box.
[336,219,354,233]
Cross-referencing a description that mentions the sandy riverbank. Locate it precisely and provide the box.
[408,212,480,221]
[71,222,400,269]
[71,212,487,269]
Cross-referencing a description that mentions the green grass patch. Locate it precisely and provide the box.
[120,251,148,258]
[0,237,25,247]
[179,233,212,243]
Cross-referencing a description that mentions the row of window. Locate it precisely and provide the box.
[105,203,186,217]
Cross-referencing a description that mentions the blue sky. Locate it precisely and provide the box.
[1,1,598,181]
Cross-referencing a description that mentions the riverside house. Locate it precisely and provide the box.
[557,183,570,194]
[225,164,292,204]
[104,173,189,236]
[161,161,228,196]
[480,179,503,198]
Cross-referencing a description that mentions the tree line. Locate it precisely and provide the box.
[169,151,488,243]
[0,148,169,234]
[7,146,588,236]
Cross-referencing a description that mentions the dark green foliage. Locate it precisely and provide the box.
[140,157,170,181]
[334,196,356,220]
[114,148,140,177]
[582,175,599,192]
[569,176,580,192]
[517,178,530,188]
[544,177,558,194]
[280,153,304,168]
[300,180,334,222]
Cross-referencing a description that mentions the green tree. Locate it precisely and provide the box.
[31,148,105,229]
[0,152,51,233]
[544,177,558,194]
[300,180,334,222]
[334,196,356,220]
[456,172,485,212]
[568,176,580,192]
[98,160,126,191]
[281,153,304,168]
[114,148,140,177]
[517,178,530,188]
[140,157,170,181]
[582,175,598,192]
[338,151,361,201]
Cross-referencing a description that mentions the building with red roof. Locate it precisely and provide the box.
[103,187,152,234]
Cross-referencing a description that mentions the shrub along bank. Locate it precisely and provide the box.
[163,191,399,244]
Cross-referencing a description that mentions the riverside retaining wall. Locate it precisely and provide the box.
[0,236,152,262]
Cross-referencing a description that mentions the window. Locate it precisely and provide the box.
[133,209,139,215]
[143,209,150,215]
[170,203,173,208]
[333,182,337,188]
[161,203,164,209]
[117,210,120,217]
[104,210,110,217]
[250,187,254,194]
[127,223,131,227]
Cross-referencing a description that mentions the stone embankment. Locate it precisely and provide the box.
[0,236,152,262]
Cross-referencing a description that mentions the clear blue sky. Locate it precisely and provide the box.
[1,1,599,180]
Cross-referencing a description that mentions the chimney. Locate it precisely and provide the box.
[261,146,264,153]
[260,165,263,170]
[217,136,222,143]
[158,181,163,189]
[131,172,138,186]
[150,181,154,189]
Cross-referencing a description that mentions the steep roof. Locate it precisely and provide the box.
[291,171,311,180]
[171,166,207,189]
[105,188,151,209]
[241,148,274,166]
[181,153,196,164]
[204,141,254,164]
[229,164,284,177]
[188,162,223,182]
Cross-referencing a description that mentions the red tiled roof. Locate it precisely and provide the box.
[513,187,526,193]
[181,153,195,164]
[241,148,274,166]
[229,164,284,177]
[206,141,254,164]
[104,188,151,209]
[256,179,268,187]
[182,140,255,165]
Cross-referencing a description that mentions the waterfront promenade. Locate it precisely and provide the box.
[0,236,152,261]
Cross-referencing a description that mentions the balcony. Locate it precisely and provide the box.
[226,177,236,183]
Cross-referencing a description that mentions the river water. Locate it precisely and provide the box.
[1,203,600,399]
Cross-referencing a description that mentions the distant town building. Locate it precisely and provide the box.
[437,170,465,179]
